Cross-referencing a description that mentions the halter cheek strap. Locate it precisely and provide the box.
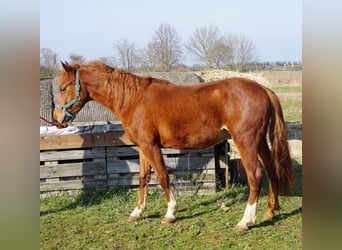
[55,69,83,121]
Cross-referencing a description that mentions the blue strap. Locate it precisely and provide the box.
[75,69,81,96]
[54,69,83,121]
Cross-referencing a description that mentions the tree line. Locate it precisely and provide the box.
[41,23,261,78]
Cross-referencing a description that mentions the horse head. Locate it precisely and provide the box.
[53,61,89,127]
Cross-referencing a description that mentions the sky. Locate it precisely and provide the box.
[40,0,302,65]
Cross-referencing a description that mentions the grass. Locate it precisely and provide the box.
[40,159,302,249]
[263,71,302,123]
[272,85,302,122]
[279,101,302,122]
[272,85,302,93]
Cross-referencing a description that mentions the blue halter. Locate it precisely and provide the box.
[55,69,83,121]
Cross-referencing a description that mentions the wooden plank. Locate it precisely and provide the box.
[106,157,215,174]
[40,131,133,150]
[168,169,216,177]
[40,147,106,162]
[40,162,106,178]
[164,157,215,170]
[106,146,214,158]
[106,146,139,157]
[40,179,107,192]
[161,147,214,155]
[44,178,59,183]
[107,160,140,174]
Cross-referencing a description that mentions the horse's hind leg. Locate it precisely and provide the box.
[234,137,263,230]
[128,149,152,221]
[258,138,281,220]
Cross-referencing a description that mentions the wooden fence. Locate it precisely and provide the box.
[40,127,226,197]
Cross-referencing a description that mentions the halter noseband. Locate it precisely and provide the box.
[55,69,83,122]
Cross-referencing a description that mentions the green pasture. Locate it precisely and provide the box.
[273,85,302,122]
[40,158,302,249]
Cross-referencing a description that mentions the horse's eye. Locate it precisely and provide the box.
[59,87,66,92]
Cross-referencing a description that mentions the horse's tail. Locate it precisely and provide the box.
[264,87,295,195]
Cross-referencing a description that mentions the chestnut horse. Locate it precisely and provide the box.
[53,61,294,230]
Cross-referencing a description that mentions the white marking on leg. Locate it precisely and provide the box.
[236,202,257,229]
[163,190,177,223]
[130,206,144,219]
[129,187,147,220]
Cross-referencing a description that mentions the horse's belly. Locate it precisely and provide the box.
[160,128,229,149]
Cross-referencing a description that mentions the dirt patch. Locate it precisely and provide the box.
[261,71,302,86]
[278,92,302,103]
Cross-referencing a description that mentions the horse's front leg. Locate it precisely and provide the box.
[139,144,177,224]
[128,149,152,221]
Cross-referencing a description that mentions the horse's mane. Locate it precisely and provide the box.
[80,61,114,74]
[66,60,170,86]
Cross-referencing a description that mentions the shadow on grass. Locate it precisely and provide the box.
[250,206,302,229]
[157,158,302,224]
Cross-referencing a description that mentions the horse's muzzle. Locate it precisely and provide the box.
[53,109,69,128]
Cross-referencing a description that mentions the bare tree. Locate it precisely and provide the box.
[140,23,182,71]
[138,41,160,71]
[137,23,181,71]
[222,34,258,71]
[98,56,116,67]
[211,36,233,68]
[149,23,182,71]
[40,48,59,78]
[235,35,258,71]
[186,25,221,69]
[40,48,58,67]
[69,54,85,64]
[216,33,238,69]
[113,38,137,71]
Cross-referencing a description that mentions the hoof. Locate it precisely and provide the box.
[235,220,254,230]
[235,224,249,231]
[128,215,141,222]
[161,216,176,224]
[263,210,275,221]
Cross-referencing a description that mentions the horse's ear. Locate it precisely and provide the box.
[61,61,72,72]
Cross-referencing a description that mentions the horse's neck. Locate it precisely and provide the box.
[85,70,148,120]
